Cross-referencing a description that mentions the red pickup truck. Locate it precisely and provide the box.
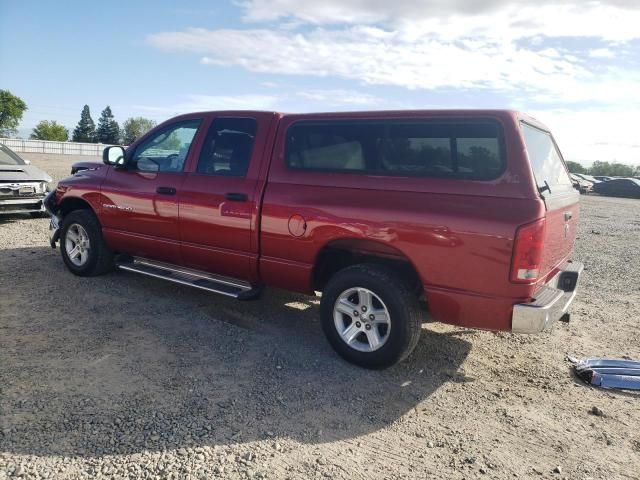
[46,110,583,368]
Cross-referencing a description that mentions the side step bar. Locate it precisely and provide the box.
[116,257,262,300]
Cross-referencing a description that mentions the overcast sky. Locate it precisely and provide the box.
[2,0,639,165]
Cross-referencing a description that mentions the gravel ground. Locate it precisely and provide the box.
[1,154,639,480]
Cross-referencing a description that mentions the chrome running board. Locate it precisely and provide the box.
[116,257,262,300]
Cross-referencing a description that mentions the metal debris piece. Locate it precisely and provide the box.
[569,357,640,391]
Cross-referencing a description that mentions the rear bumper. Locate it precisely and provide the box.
[511,261,584,333]
[0,197,45,214]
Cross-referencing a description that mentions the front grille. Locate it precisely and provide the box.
[0,183,45,198]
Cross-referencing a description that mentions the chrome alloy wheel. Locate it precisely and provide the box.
[65,223,91,267]
[333,287,391,352]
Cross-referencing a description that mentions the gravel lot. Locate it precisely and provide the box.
[1,154,639,479]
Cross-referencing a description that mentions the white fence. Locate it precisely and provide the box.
[0,138,116,156]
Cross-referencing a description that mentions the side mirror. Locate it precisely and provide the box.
[103,146,126,167]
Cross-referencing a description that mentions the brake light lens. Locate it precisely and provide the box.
[510,218,546,283]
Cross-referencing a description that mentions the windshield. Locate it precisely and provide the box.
[521,123,572,194]
[0,144,25,166]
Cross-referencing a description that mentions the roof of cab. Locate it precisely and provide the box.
[166,109,550,131]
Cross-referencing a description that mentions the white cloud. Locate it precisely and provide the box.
[239,1,640,41]
[147,2,640,105]
[154,27,560,90]
[148,26,640,106]
[589,48,615,58]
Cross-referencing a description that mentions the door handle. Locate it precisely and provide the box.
[156,186,176,195]
[564,211,573,221]
[225,192,248,202]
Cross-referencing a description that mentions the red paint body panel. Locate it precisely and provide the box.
[52,109,580,332]
[100,170,185,264]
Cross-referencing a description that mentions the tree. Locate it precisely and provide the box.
[30,120,69,141]
[608,163,635,177]
[588,160,634,177]
[565,161,586,174]
[72,105,96,143]
[96,106,120,144]
[121,117,156,145]
[0,90,28,137]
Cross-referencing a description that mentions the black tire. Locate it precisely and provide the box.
[320,264,423,369]
[60,209,114,276]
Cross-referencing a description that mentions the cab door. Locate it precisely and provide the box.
[100,118,203,264]
[178,114,274,282]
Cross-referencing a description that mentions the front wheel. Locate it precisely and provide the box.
[60,210,114,276]
[320,264,423,369]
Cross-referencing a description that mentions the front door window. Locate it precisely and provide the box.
[131,120,201,173]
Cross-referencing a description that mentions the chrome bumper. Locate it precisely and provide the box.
[512,261,584,334]
[0,197,45,214]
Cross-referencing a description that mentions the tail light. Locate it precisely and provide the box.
[510,218,546,283]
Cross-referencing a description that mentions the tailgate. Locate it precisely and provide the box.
[541,192,580,278]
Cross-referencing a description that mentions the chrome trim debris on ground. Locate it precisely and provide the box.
[569,357,640,391]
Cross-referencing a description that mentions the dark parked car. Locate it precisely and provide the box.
[0,143,52,216]
[593,178,640,199]
[593,175,613,182]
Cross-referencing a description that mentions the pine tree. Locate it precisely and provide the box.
[96,106,120,144]
[72,105,96,143]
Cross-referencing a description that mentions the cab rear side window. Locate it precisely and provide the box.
[196,117,257,177]
[285,120,504,180]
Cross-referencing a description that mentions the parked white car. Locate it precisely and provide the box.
[0,143,53,216]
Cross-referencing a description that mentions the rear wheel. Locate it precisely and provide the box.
[320,264,423,369]
[60,210,114,276]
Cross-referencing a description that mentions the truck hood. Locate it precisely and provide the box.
[71,161,103,174]
[0,164,53,183]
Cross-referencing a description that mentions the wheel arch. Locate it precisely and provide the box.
[58,195,97,218]
[312,238,423,294]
